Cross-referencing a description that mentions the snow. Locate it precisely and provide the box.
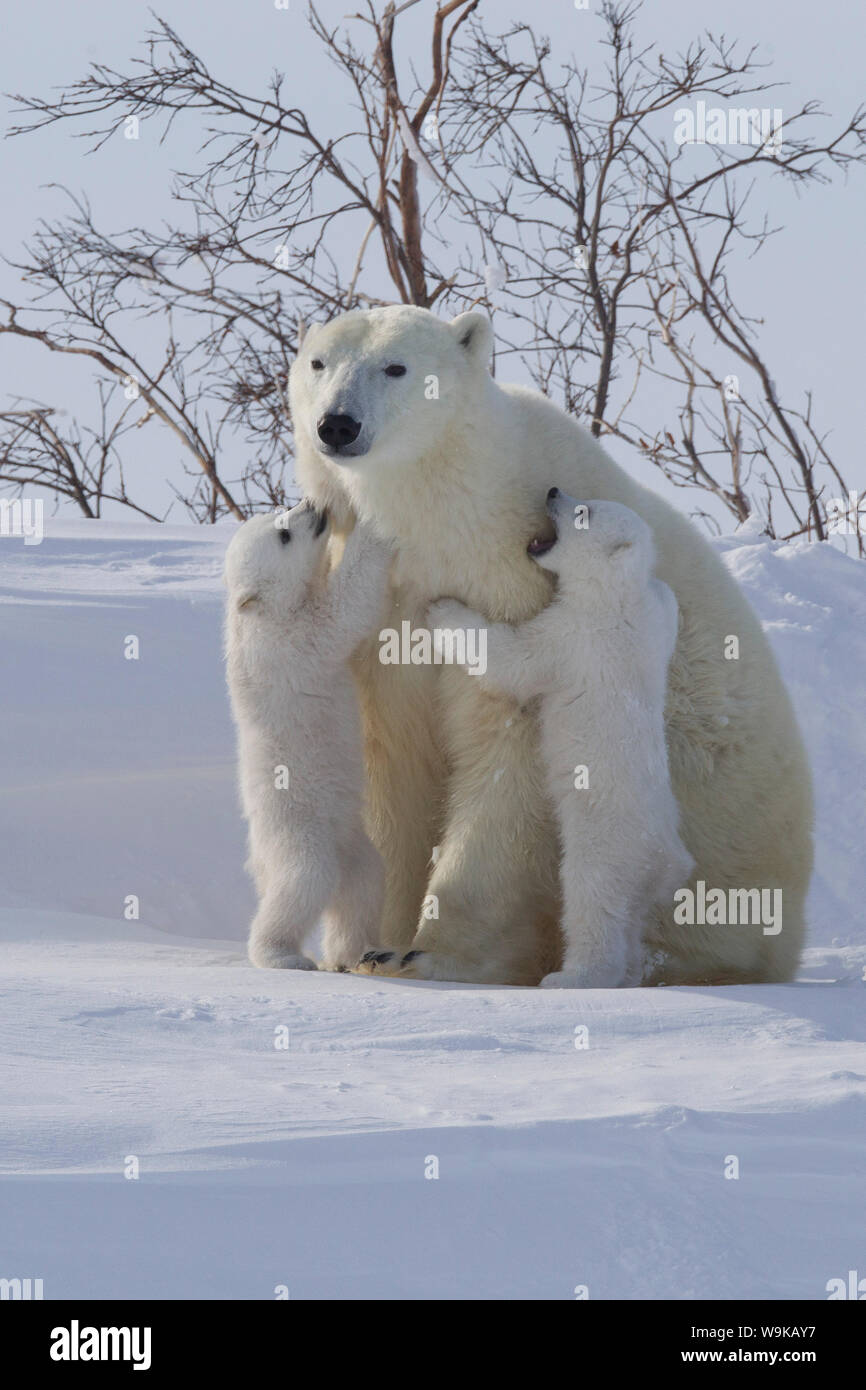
[1,519,864,1300]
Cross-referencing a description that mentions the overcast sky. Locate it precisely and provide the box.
[2,0,863,528]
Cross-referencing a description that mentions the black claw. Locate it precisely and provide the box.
[360,950,395,966]
[401,950,425,964]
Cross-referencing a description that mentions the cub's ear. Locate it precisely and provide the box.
[449,311,493,367]
[235,591,259,611]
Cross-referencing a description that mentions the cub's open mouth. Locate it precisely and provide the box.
[527,526,557,558]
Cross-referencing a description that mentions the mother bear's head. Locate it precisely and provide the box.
[289,305,494,528]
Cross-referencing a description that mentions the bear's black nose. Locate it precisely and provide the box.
[317,414,362,450]
[547,486,560,501]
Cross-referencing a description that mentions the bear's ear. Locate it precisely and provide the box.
[296,319,323,353]
[235,591,260,611]
[606,539,635,559]
[449,311,493,367]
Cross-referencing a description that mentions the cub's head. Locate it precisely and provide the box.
[224,501,329,614]
[289,306,493,515]
[528,489,655,597]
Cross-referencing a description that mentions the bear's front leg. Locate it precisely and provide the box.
[353,613,445,954]
[381,667,562,985]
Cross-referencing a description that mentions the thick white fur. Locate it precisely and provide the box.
[224,503,390,970]
[289,305,813,986]
[431,493,695,988]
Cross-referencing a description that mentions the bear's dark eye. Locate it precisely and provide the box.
[311,359,325,371]
[279,529,291,545]
[384,363,406,377]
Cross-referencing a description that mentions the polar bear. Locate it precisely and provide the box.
[424,490,695,989]
[224,502,390,971]
[289,305,813,986]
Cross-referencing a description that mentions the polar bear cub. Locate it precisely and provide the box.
[431,488,694,988]
[224,502,391,971]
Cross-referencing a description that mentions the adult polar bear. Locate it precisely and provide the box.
[289,305,813,986]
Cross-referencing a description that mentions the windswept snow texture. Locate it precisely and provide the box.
[1,520,864,1301]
